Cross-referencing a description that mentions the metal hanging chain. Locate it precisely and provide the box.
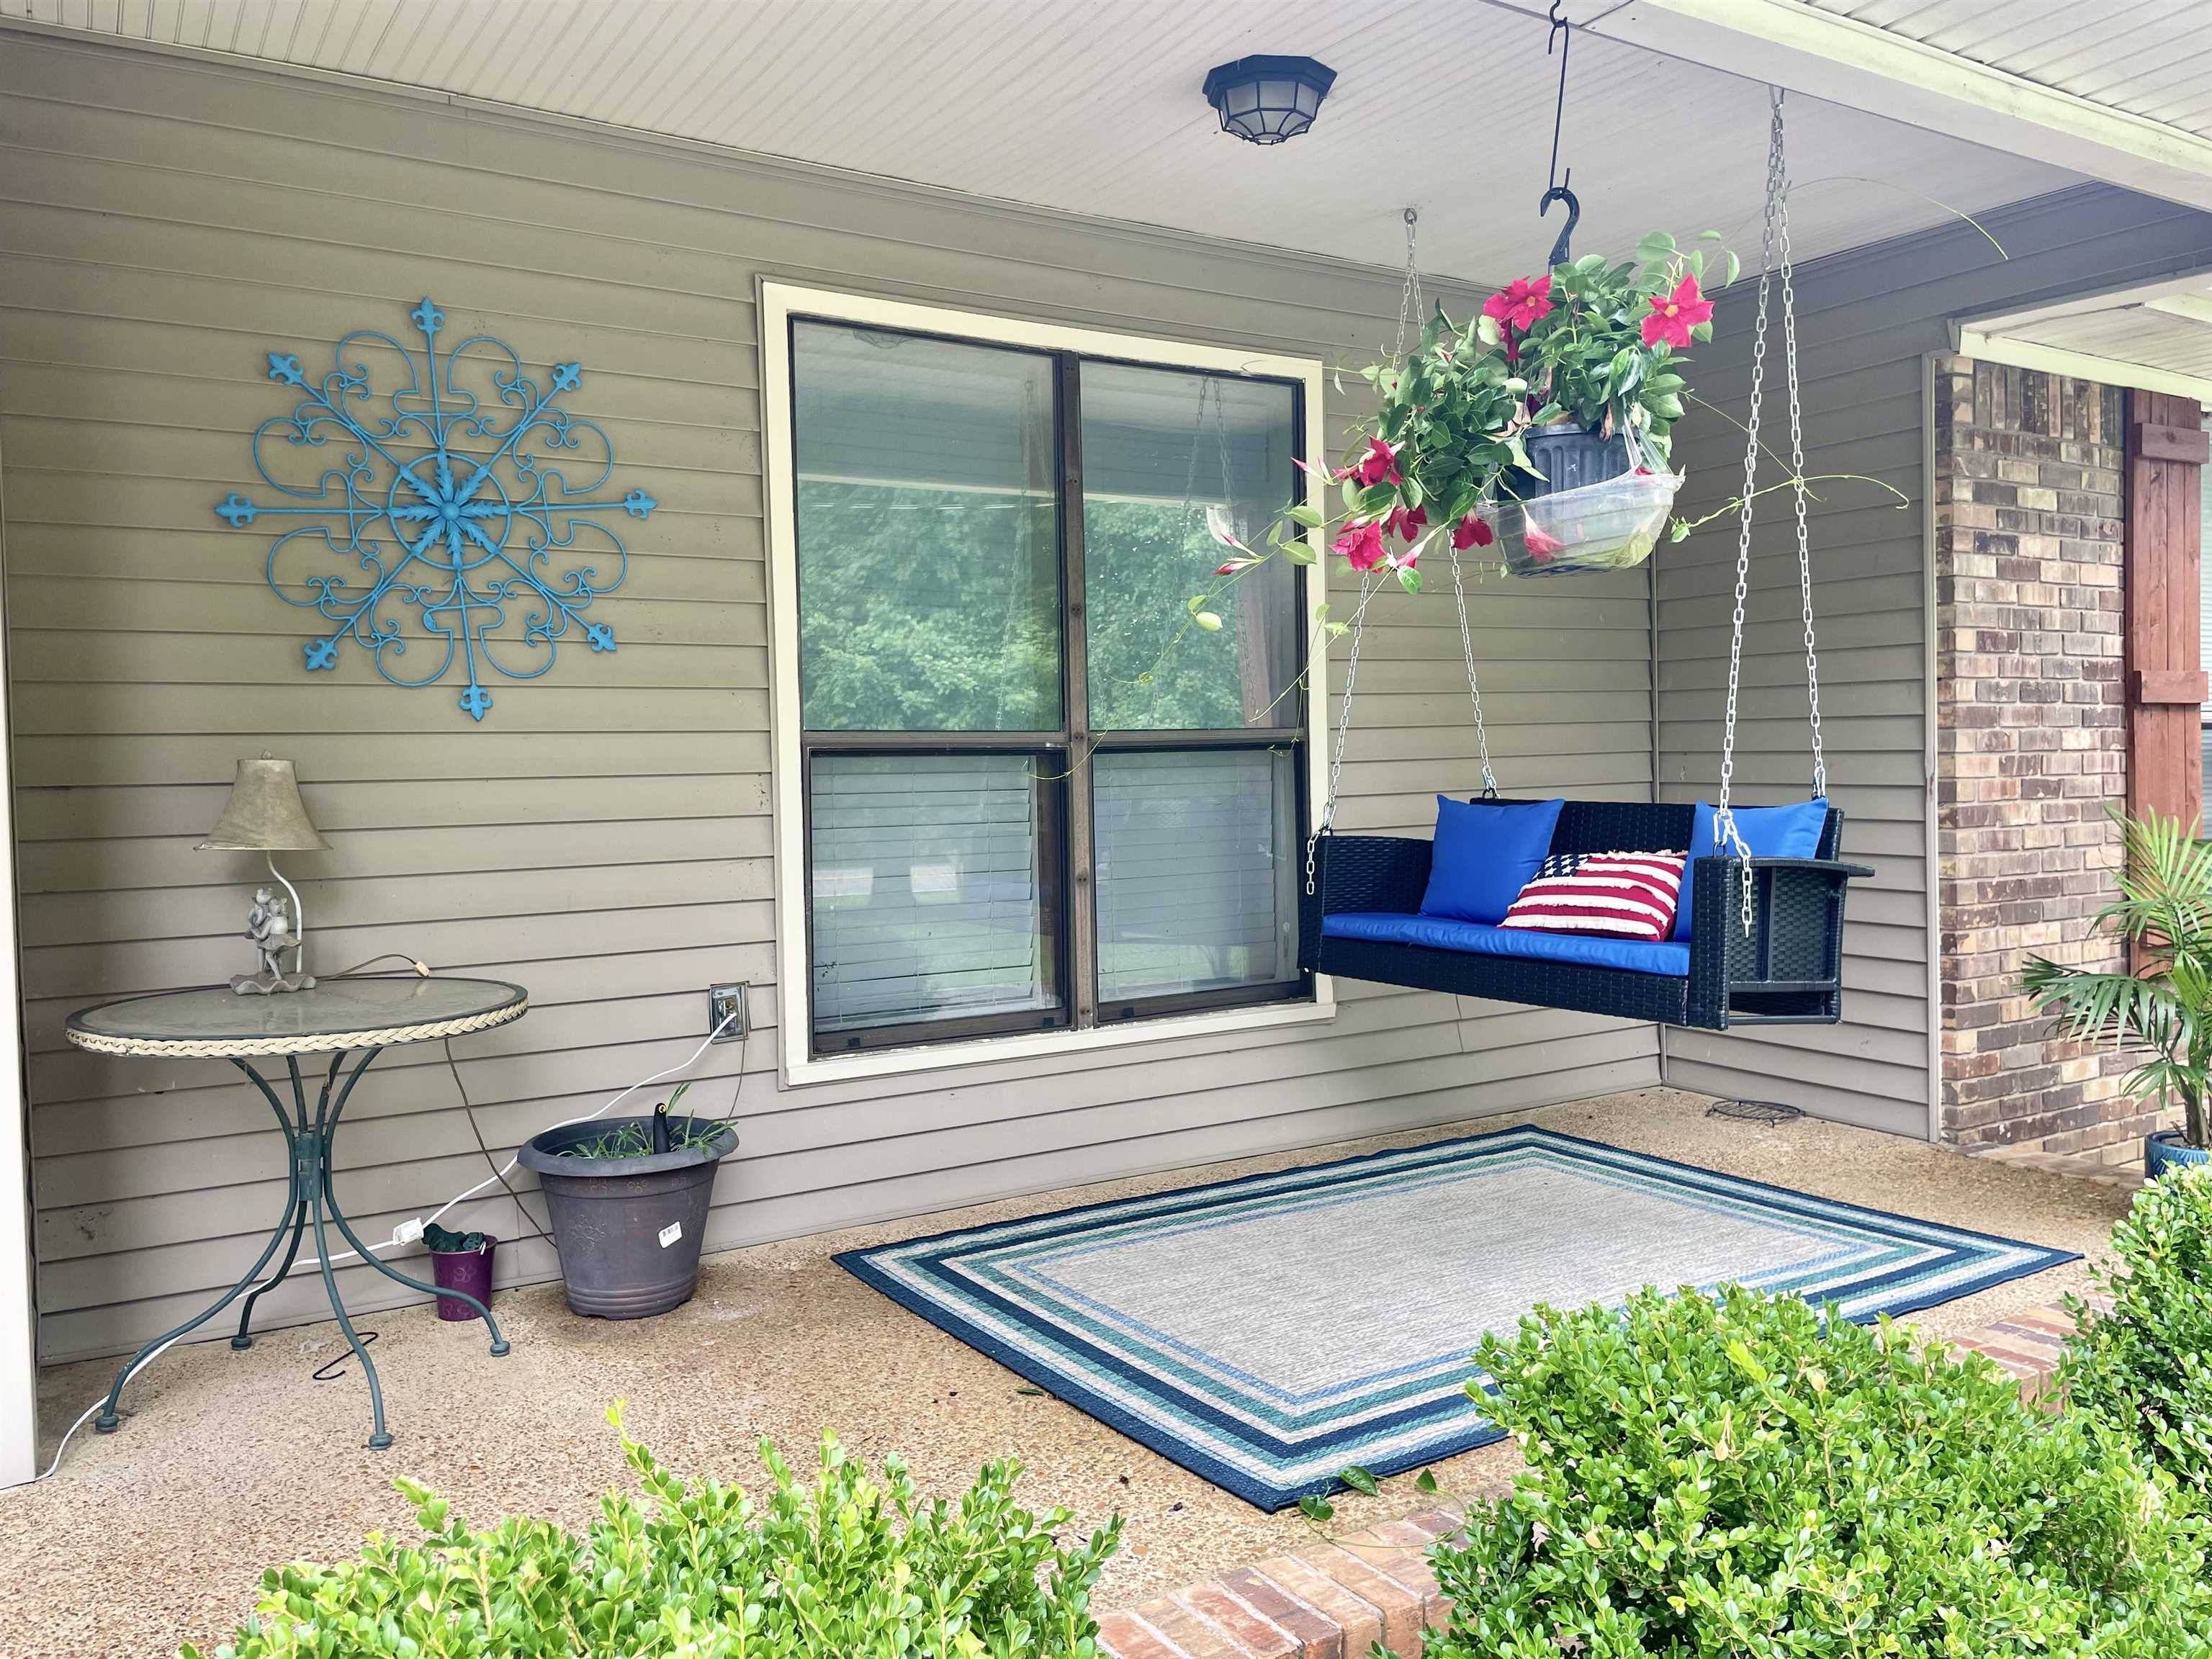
[1449,544,1498,798]
[1717,89,1791,936]
[1773,91,1827,802]
[1307,570,1377,895]
[1308,210,1424,895]
[1400,203,1498,798]
[1715,89,1827,935]
[1394,206,1422,361]
[1179,374,1239,524]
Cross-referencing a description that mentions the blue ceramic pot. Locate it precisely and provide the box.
[2145,1129,2211,1181]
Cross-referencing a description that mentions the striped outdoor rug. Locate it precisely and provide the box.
[837,1125,2074,1509]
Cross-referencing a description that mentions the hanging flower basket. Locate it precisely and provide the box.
[1183,230,1735,618]
[1496,422,1682,577]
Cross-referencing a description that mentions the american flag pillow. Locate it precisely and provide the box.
[1498,850,1688,942]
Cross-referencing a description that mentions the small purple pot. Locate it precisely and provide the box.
[429,1237,497,1321]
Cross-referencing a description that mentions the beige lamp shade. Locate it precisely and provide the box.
[197,755,331,853]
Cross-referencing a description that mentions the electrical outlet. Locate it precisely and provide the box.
[708,984,749,1041]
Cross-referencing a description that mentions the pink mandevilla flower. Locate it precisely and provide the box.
[1483,276,1555,334]
[1641,274,1714,350]
[1333,519,1388,572]
[1386,504,1428,542]
[1452,512,1494,551]
[1352,437,1403,488]
[1521,523,1566,560]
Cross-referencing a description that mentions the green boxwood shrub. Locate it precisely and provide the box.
[184,1408,1120,1659]
[1411,1286,2212,1658]
[2065,1169,2212,1496]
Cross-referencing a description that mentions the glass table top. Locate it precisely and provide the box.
[67,976,528,1055]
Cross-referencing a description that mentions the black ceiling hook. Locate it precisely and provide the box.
[1539,183,1579,271]
[1541,1,1577,269]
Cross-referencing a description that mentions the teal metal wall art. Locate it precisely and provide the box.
[215,298,655,721]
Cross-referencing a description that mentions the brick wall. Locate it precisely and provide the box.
[1933,354,2144,1154]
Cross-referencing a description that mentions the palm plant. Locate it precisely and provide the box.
[2022,807,2211,1151]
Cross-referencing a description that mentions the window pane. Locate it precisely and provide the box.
[1093,749,1299,1002]
[809,754,1059,1036]
[1081,364,1299,731]
[793,323,1061,731]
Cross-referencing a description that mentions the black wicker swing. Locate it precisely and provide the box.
[1298,91,1868,1033]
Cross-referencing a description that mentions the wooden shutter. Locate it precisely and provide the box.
[2125,390,2211,831]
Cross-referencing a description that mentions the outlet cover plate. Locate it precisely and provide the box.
[708,984,748,1042]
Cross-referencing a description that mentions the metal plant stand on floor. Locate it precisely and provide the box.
[66,976,530,1449]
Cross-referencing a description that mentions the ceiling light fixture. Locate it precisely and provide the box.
[1201,55,1336,145]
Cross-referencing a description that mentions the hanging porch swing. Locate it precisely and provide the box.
[1297,89,1869,1032]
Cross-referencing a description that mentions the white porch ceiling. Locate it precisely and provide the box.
[1803,0,2212,139]
[1959,271,2212,401]
[6,0,2083,284]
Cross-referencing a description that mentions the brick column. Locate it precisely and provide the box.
[1932,356,2141,1154]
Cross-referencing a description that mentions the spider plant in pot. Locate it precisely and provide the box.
[423,1222,497,1322]
[517,1083,739,1319]
[2022,808,2212,1179]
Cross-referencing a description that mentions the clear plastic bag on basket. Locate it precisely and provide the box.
[1497,430,1683,577]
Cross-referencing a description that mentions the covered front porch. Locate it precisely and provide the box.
[2,3,2211,1652]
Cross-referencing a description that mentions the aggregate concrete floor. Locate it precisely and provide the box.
[0,1087,2131,1659]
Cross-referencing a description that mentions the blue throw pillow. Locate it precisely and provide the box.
[1420,796,1565,925]
[1674,798,1830,940]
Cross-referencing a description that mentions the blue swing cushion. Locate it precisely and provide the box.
[1419,795,1564,925]
[1673,797,1830,940]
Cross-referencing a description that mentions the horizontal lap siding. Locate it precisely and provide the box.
[1,35,1656,1362]
[1656,184,2212,1136]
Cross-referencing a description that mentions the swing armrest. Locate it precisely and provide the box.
[1722,857,1874,878]
[1298,835,1433,972]
[1309,835,1434,917]
[1686,854,1871,1027]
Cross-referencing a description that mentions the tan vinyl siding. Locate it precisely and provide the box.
[0,32,1658,1362]
[1657,184,2212,1136]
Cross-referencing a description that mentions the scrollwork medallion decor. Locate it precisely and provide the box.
[215,298,655,721]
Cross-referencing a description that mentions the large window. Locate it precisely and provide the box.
[783,310,1313,1057]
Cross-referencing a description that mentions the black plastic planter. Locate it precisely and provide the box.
[518,1116,737,1318]
[1516,420,1631,500]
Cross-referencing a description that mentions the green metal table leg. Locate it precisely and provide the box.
[318,1048,510,1357]
[231,1056,327,1350]
[306,1101,390,1451]
[96,1057,305,1431]
[230,1202,307,1351]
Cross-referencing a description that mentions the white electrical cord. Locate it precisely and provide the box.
[35,996,746,1482]
[415,1006,742,1236]
[37,1332,187,1482]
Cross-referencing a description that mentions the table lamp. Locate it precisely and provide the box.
[197,752,331,995]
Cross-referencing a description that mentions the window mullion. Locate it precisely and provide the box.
[1059,354,1098,1029]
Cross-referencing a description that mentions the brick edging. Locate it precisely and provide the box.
[1097,1302,2076,1658]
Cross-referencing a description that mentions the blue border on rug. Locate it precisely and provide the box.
[835,1125,2078,1511]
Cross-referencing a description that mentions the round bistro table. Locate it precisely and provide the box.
[66,975,529,1449]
